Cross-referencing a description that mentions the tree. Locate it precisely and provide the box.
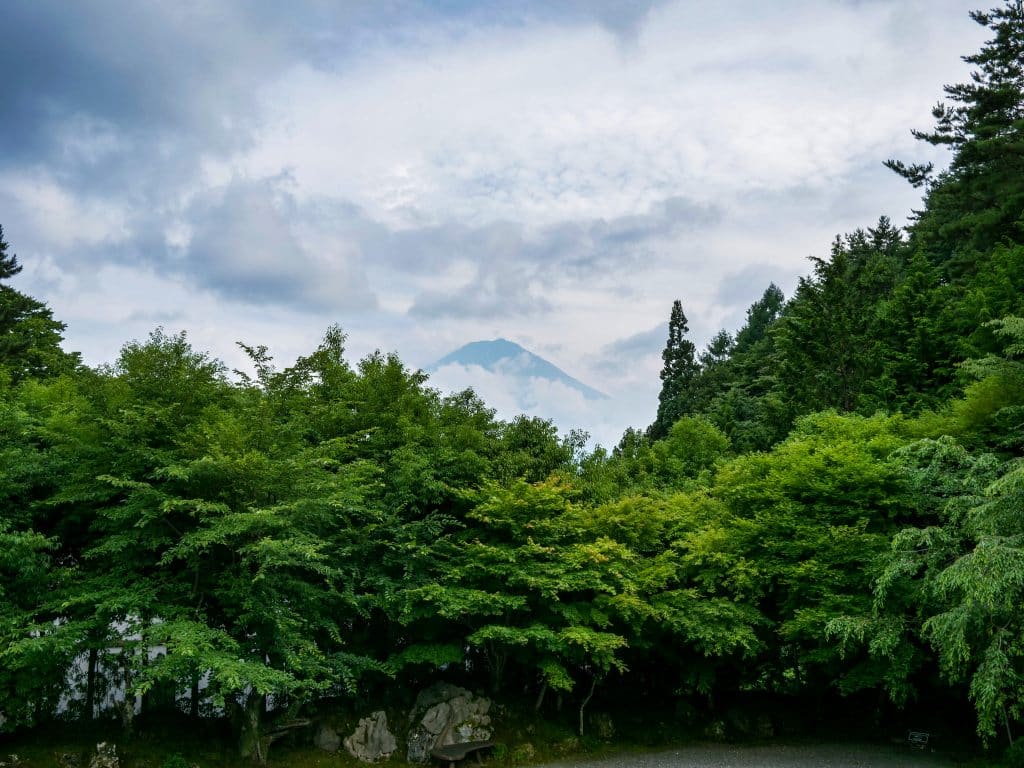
[773,224,904,414]
[393,479,631,713]
[887,1,1024,269]
[650,300,699,439]
[693,285,789,453]
[707,412,912,696]
[0,225,22,280]
[651,416,731,487]
[733,283,785,355]
[0,225,79,382]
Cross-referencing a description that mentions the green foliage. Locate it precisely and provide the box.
[650,417,730,487]
[650,300,700,439]
[0,227,79,383]
[4,4,1024,752]
[889,2,1024,266]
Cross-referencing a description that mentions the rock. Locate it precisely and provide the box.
[314,723,342,753]
[89,743,119,768]
[343,711,397,763]
[57,753,82,768]
[0,755,21,768]
[421,702,451,735]
[406,728,435,765]
[409,683,470,720]
[406,684,493,763]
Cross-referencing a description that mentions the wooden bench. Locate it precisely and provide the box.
[430,740,495,768]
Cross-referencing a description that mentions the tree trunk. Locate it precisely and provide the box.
[534,680,548,714]
[237,693,267,765]
[85,646,98,722]
[486,643,506,695]
[190,669,200,719]
[120,652,135,737]
[578,675,598,737]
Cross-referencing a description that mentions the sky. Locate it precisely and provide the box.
[0,0,987,447]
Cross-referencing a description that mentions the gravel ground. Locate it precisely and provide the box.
[538,742,970,768]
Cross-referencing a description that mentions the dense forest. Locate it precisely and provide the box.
[2,2,1023,765]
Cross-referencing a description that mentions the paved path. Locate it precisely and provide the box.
[539,742,968,767]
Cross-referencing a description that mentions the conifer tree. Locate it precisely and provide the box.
[733,283,784,354]
[0,225,78,381]
[650,300,699,439]
[887,0,1024,268]
[0,225,22,280]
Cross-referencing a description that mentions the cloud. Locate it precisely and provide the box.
[410,261,551,319]
[429,362,651,448]
[591,324,666,375]
[0,3,295,184]
[0,0,991,446]
[405,195,716,319]
[715,264,789,308]
[182,177,376,311]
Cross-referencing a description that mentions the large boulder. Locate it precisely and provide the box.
[314,723,342,753]
[344,711,398,763]
[406,684,492,764]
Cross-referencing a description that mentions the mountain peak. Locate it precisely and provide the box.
[431,339,608,400]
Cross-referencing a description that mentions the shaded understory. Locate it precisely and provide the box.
[0,692,991,768]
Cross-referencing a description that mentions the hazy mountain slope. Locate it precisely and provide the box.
[431,338,608,401]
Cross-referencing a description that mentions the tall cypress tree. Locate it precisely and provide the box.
[649,299,698,439]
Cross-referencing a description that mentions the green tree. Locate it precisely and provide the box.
[394,479,631,714]
[773,222,903,414]
[650,300,699,439]
[695,285,788,453]
[707,412,912,696]
[0,225,79,382]
[887,0,1024,268]
[733,283,785,354]
[651,416,731,488]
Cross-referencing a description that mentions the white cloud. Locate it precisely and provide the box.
[429,362,655,448]
[0,0,991,443]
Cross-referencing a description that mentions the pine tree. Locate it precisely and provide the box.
[0,225,79,382]
[649,300,699,439]
[887,0,1024,269]
[0,225,22,280]
[733,284,785,354]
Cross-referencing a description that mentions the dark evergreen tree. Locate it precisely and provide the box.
[887,0,1024,270]
[698,285,790,452]
[733,283,785,354]
[0,226,79,382]
[773,223,903,413]
[0,225,23,280]
[649,299,699,439]
[700,330,735,368]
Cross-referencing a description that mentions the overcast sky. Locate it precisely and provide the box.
[0,1,986,445]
